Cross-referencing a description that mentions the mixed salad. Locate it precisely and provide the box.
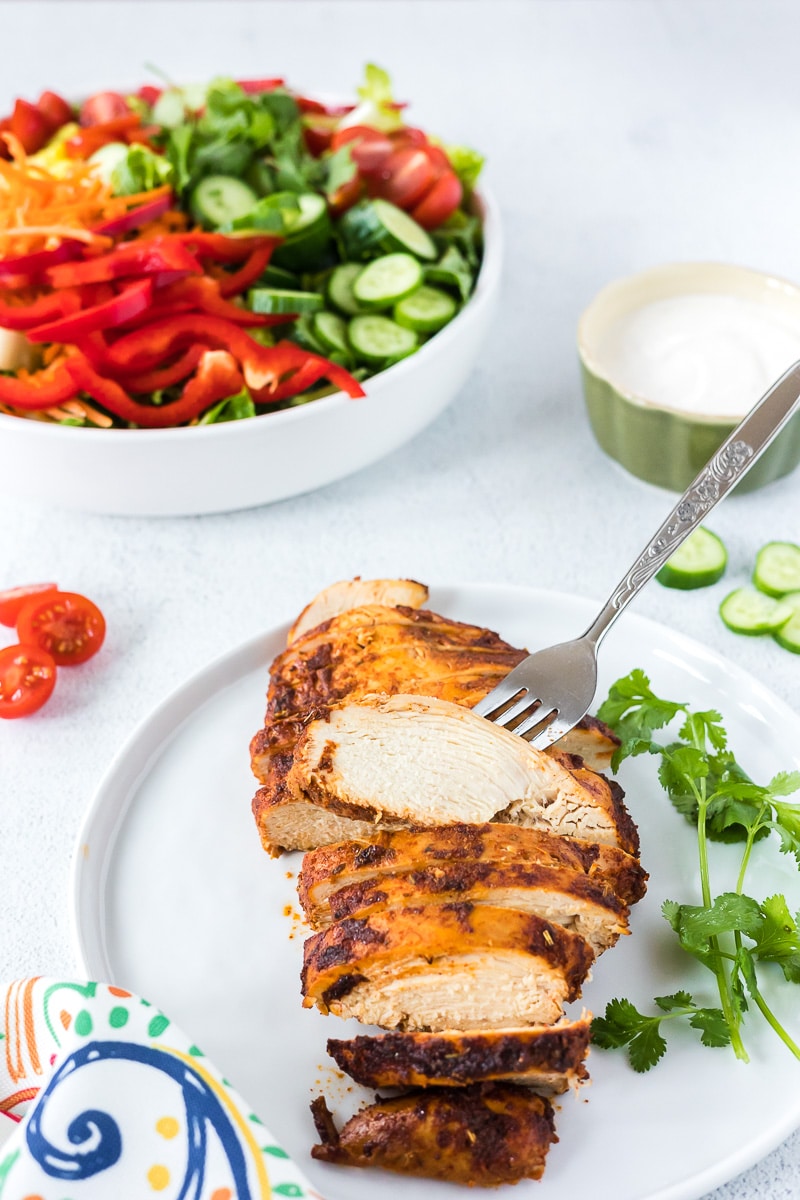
[0,66,484,428]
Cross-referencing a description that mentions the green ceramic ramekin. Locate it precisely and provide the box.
[578,262,800,492]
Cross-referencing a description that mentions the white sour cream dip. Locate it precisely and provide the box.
[596,293,800,418]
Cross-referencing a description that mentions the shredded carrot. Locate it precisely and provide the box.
[0,137,149,259]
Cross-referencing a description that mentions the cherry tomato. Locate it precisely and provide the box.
[302,115,338,157]
[371,146,437,208]
[36,91,73,133]
[10,98,51,154]
[79,91,131,127]
[331,126,394,176]
[0,643,57,718]
[17,591,106,666]
[0,582,60,627]
[328,173,365,214]
[410,169,463,229]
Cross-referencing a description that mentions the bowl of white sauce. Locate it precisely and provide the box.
[577,261,800,492]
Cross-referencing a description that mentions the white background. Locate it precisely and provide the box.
[1,4,799,1198]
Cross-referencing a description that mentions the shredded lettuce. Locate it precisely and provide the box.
[445,144,485,193]
[337,63,404,134]
[111,144,174,196]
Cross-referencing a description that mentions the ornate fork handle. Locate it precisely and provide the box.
[582,359,800,647]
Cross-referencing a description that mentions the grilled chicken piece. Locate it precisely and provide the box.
[303,859,628,955]
[284,693,639,855]
[287,577,429,645]
[250,602,527,781]
[301,903,594,1030]
[327,1014,592,1093]
[298,824,647,916]
[310,1083,558,1186]
[557,712,620,773]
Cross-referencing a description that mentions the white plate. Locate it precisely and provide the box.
[71,584,800,1200]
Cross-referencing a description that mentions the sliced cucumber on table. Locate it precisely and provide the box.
[773,591,800,653]
[752,541,800,597]
[248,288,325,315]
[338,198,437,262]
[190,175,259,227]
[352,253,423,308]
[719,588,794,635]
[656,527,728,590]
[348,314,418,364]
[394,284,458,333]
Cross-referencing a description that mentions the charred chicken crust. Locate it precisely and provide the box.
[301,903,595,1030]
[310,1082,558,1185]
[326,1015,592,1093]
[298,823,648,912]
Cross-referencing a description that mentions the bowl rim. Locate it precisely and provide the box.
[577,259,800,426]
[0,187,502,445]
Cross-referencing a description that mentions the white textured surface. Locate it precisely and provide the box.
[0,3,798,1197]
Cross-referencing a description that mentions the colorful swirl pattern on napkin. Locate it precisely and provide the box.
[0,978,321,1200]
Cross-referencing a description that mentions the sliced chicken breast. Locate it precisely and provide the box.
[286,693,639,855]
[287,577,429,645]
[326,1014,592,1093]
[301,903,594,1030]
[310,1083,558,1186]
[305,859,628,955]
[298,824,648,914]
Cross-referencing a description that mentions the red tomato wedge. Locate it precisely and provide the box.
[371,147,438,208]
[410,169,463,229]
[17,591,106,666]
[0,644,57,718]
[0,582,59,627]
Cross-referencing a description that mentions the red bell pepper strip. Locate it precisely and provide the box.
[0,240,83,280]
[0,357,77,410]
[115,345,206,393]
[179,231,278,264]
[250,342,366,402]
[0,288,82,331]
[236,78,285,94]
[215,242,275,297]
[26,278,152,343]
[77,315,365,398]
[46,238,203,288]
[65,349,245,428]
[140,276,275,324]
[92,191,174,238]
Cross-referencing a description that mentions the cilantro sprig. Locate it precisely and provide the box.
[591,670,800,1071]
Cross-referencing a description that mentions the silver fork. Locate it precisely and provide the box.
[472,359,800,748]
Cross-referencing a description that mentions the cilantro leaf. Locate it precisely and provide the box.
[591,998,667,1071]
[752,895,800,982]
[662,893,763,962]
[687,1007,732,1047]
[597,669,686,767]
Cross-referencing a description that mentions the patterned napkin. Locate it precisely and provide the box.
[0,977,322,1200]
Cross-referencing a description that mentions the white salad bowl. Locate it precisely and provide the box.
[1,190,501,517]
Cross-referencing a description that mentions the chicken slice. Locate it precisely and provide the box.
[310,1082,558,1186]
[326,1014,592,1094]
[285,693,639,855]
[287,577,429,645]
[306,859,628,955]
[298,824,648,915]
[301,903,594,1030]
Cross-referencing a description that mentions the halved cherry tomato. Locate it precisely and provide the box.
[330,125,394,176]
[371,146,438,208]
[10,98,51,154]
[0,643,57,718]
[0,583,59,627]
[79,91,132,127]
[17,591,106,666]
[36,91,73,133]
[410,169,463,229]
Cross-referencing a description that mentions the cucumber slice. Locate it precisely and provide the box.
[248,288,325,315]
[259,264,301,290]
[352,253,423,309]
[348,314,418,364]
[190,175,258,228]
[719,588,794,635]
[327,263,369,316]
[338,199,437,262]
[753,541,800,597]
[394,284,458,333]
[88,141,130,184]
[312,311,350,356]
[655,527,728,590]
[272,193,332,270]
